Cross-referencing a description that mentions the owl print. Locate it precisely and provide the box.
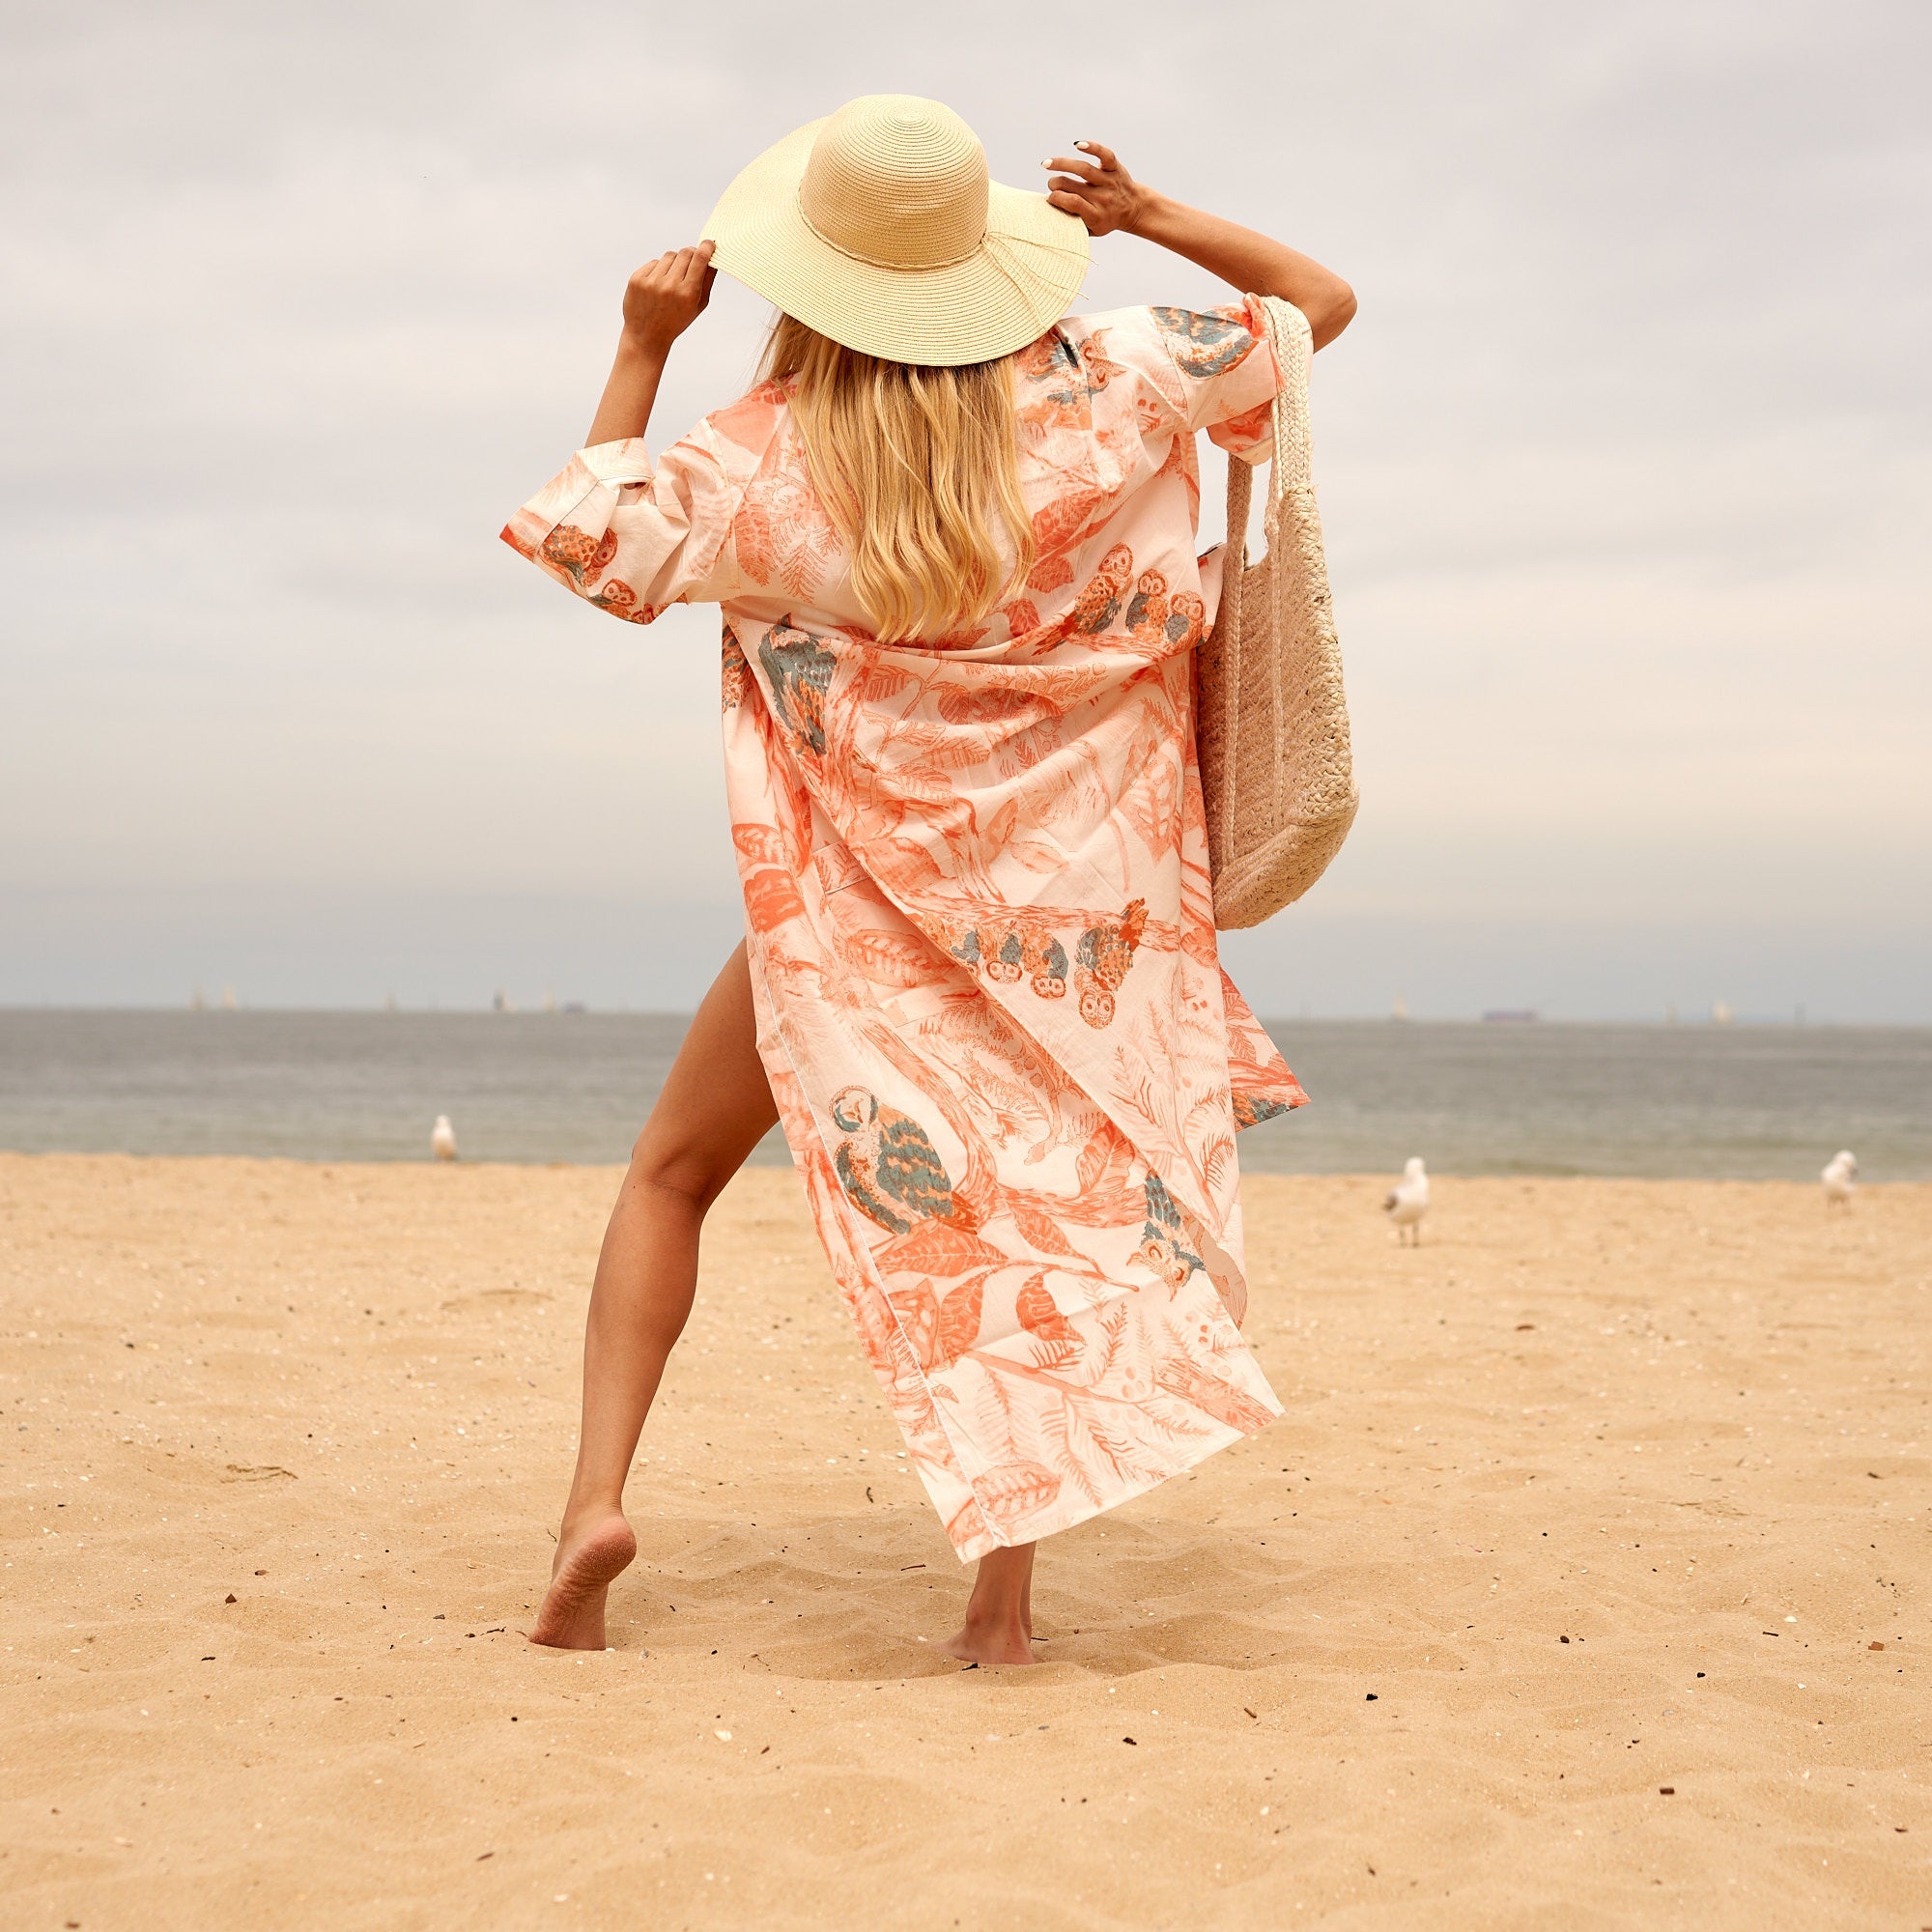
[1133,1171,1203,1286]
[1025,933,1068,1001]
[829,1087,955,1238]
[1072,898,1148,1029]
[539,523,618,590]
[756,624,838,756]
[1151,304,1261,378]
[985,927,1026,984]
[1066,544,1135,637]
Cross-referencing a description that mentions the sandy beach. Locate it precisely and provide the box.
[3,1153,1927,1929]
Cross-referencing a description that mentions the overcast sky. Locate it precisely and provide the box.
[4,0,1927,1016]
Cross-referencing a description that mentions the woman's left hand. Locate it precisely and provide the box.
[1042,142,1150,238]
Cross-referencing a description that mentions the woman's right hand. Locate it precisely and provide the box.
[620,242,716,355]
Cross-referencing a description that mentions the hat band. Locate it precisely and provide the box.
[796,187,985,272]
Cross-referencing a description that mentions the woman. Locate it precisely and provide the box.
[504,97,1355,1665]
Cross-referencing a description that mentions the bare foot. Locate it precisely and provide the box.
[528,1509,636,1649]
[938,1618,1037,1668]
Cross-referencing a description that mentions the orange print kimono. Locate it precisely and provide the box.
[505,300,1307,1560]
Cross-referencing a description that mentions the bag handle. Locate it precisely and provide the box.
[1207,296,1318,856]
[1258,296,1314,533]
[1220,297,1314,575]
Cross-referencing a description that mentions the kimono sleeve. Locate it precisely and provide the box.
[499,427,743,624]
[1149,299,1285,466]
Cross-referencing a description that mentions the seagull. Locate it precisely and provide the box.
[1384,1156,1429,1245]
[1821,1150,1856,1208]
[431,1115,458,1162]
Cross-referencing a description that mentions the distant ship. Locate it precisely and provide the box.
[1482,1009,1540,1023]
[1712,999,1736,1026]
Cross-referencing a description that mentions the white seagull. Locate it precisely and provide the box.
[431,1114,458,1162]
[1384,1156,1430,1245]
[1821,1150,1857,1208]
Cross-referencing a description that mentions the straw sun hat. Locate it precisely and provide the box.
[701,95,1090,367]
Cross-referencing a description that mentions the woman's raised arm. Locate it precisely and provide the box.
[584,242,717,444]
[1043,144,1356,350]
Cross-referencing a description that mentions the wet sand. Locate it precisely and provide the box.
[3,1153,1927,1929]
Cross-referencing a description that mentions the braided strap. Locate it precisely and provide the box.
[1194,295,1357,930]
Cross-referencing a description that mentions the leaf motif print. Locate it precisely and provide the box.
[935,687,1047,734]
[889,1279,942,1369]
[1008,1199,1082,1260]
[731,823,789,867]
[721,625,748,711]
[922,622,992,652]
[730,498,777,580]
[850,659,918,705]
[871,835,947,894]
[1002,598,1043,639]
[977,1461,1063,1527]
[1025,549,1076,594]
[1152,1356,1277,1433]
[1115,731,1180,857]
[874,762,955,805]
[1008,837,1070,874]
[736,464,840,601]
[1216,397,1271,452]
[934,1274,986,1367]
[1014,1271,1080,1347]
[742,867,806,935]
[877,1218,1006,1280]
[1033,489,1119,573]
[944,1493,992,1551]
[982,795,1020,848]
[1075,1122,1132,1195]
[838,927,937,990]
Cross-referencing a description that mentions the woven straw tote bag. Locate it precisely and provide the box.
[1195,296,1357,929]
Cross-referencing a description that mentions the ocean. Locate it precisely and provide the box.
[2,1010,1925,1180]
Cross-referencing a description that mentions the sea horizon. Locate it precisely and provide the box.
[5,1009,1926,1181]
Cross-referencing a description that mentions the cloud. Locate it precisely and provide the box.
[3,0,1927,1010]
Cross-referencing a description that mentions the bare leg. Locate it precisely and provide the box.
[939,1542,1038,1667]
[529,942,778,1649]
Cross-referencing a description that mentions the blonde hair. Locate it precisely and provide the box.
[760,314,1035,643]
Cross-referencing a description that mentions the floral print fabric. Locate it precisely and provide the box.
[505,299,1307,1560]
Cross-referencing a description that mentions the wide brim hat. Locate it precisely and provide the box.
[702,95,1090,367]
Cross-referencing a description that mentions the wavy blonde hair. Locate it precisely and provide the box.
[760,315,1035,643]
